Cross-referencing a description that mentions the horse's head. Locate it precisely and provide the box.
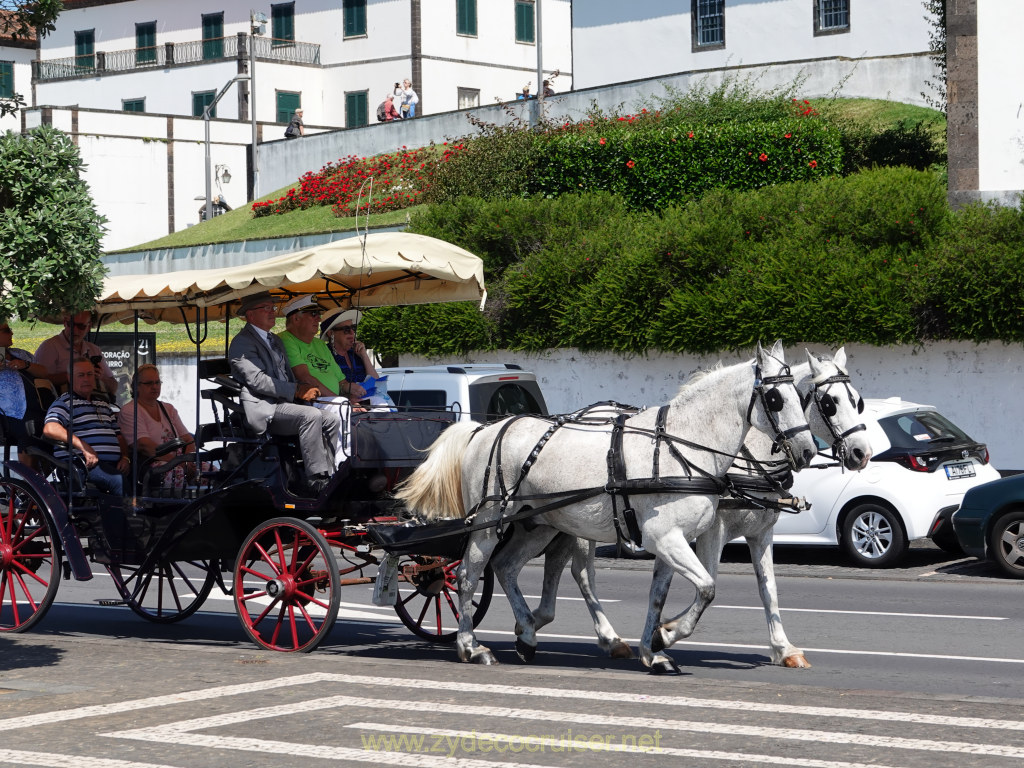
[749,341,817,470]
[802,347,872,471]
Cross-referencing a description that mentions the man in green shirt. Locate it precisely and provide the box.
[277,296,351,397]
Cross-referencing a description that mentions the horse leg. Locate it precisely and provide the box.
[642,530,717,668]
[639,557,678,673]
[456,530,503,665]
[489,523,559,662]
[747,529,810,668]
[568,537,633,659]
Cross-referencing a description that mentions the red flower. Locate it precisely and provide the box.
[809,160,818,168]
[784,133,792,139]
[626,159,635,169]
[687,131,695,139]
[758,153,768,162]
[599,137,606,145]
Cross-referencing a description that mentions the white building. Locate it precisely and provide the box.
[571,0,934,104]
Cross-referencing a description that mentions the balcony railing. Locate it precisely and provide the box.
[33,34,321,82]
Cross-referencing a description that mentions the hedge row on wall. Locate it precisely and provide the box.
[358,167,1024,357]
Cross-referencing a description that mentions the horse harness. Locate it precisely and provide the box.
[460,362,811,548]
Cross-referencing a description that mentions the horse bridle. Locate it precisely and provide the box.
[801,370,867,462]
[746,361,811,469]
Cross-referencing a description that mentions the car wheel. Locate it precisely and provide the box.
[988,511,1024,579]
[841,502,907,568]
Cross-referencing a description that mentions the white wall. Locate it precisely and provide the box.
[977,0,1024,194]
[0,46,35,133]
[572,0,931,94]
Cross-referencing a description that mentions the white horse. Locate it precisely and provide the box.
[495,347,871,671]
[396,341,817,667]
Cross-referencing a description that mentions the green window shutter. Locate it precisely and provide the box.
[136,22,156,64]
[75,30,95,69]
[0,61,13,99]
[193,91,216,118]
[202,13,224,60]
[345,91,368,128]
[277,91,301,123]
[457,0,477,36]
[123,99,145,112]
[343,0,367,37]
[515,1,534,43]
[272,3,295,44]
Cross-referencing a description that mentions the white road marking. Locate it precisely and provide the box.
[713,604,1006,621]
[101,693,1024,759]
[0,749,177,768]
[3,673,1023,735]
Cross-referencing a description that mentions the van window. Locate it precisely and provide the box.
[394,389,447,411]
[471,382,545,420]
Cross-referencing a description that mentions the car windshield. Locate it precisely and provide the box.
[878,410,973,450]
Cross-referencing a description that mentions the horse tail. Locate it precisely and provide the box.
[394,419,481,520]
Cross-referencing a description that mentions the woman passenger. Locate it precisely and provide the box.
[118,364,196,488]
[0,320,48,446]
[320,309,379,406]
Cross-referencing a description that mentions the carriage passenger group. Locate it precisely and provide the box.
[2,289,871,673]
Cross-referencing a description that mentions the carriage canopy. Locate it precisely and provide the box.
[95,232,486,324]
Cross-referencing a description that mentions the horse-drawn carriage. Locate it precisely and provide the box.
[0,232,497,652]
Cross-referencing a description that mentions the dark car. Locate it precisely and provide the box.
[951,474,1024,578]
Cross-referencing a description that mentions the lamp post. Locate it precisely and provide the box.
[204,73,250,222]
[250,10,268,200]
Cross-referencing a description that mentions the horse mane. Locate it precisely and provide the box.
[669,361,737,405]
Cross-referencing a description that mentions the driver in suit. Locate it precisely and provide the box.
[228,292,339,496]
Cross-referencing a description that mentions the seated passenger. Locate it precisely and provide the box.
[320,309,380,410]
[228,292,339,496]
[0,320,48,446]
[42,357,130,495]
[118,364,197,490]
[278,296,353,463]
[34,310,118,398]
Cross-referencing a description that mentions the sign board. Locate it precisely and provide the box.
[92,331,157,405]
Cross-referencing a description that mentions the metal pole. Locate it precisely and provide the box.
[204,106,213,222]
[536,0,544,103]
[250,23,259,199]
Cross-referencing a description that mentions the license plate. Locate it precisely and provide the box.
[945,461,975,480]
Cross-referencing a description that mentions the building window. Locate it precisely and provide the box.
[814,0,850,34]
[692,0,725,50]
[75,30,95,70]
[456,0,477,36]
[0,61,13,99]
[193,90,216,118]
[271,2,295,46]
[276,91,301,123]
[515,0,535,43]
[123,98,145,112]
[345,90,369,128]
[343,0,367,38]
[457,87,480,109]
[201,13,224,60]
[135,21,157,64]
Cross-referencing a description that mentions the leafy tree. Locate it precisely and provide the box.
[1,0,63,117]
[0,125,107,320]
[921,0,946,112]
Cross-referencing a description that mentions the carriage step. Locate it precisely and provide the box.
[97,599,126,607]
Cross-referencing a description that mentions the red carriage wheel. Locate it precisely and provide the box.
[107,558,217,624]
[0,476,62,632]
[393,556,492,643]
[233,517,340,652]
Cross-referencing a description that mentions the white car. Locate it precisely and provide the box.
[772,397,1001,567]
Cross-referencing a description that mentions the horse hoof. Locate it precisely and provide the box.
[472,649,499,665]
[782,654,811,669]
[515,638,537,663]
[651,628,669,653]
[648,656,681,675]
[609,640,635,660]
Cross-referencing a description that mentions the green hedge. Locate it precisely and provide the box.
[359,168,1020,357]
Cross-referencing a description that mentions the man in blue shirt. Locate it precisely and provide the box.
[43,357,130,495]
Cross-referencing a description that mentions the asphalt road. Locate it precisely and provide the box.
[2,540,1022,768]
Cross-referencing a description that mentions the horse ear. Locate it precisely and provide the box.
[834,346,848,370]
[806,348,823,377]
[769,339,785,361]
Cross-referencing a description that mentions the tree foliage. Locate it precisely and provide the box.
[0,0,64,117]
[0,125,107,320]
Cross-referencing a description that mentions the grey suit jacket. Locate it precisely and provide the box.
[228,323,298,434]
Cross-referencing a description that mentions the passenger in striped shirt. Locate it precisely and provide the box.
[43,358,130,495]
